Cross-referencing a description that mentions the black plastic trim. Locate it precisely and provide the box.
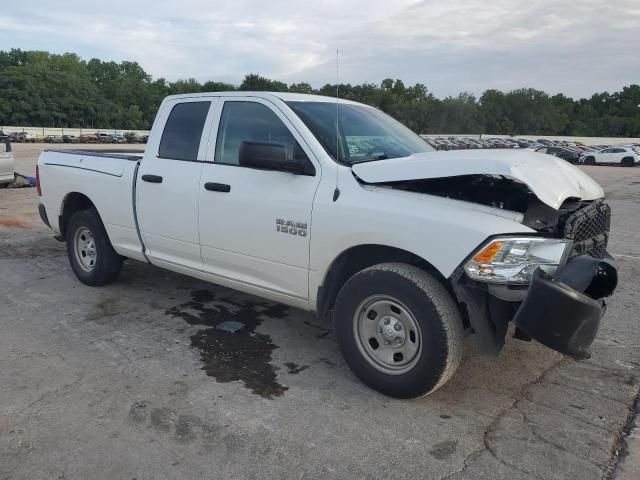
[141,174,163,183]
[38,203,50,228]
[204,182,231,192]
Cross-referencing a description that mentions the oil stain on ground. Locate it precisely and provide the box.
[165,289,290,399]
[429,440,458,460]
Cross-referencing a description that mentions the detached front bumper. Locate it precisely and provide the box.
[451,253,618,359]
[513,254,618,359]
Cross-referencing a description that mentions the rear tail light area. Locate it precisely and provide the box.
[36,164,42,196]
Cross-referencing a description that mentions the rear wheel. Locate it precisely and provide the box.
[622,157,636,167]
[334,263,463,398]
[583,156,596,165]
[66,209,123,286]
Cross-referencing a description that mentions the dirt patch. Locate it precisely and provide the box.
[0,219,29,228]
[0,235,65,259]
[165,289,291,399]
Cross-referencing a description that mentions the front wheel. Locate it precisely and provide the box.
[66,209,123,286]
[621,157,636,167]
[583,156,596,165]
[334,263,463,398]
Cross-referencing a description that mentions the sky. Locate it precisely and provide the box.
[1,0,639,98]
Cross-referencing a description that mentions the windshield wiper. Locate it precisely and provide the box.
[350,154,402,164]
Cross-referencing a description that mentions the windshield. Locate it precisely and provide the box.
[287,101,434,164]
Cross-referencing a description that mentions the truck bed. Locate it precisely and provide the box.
[38,149,145,261]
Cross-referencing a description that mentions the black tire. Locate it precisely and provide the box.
[622,157,635,167]
[334,263,463,399]
[66,209,123,286]
[583,156,595,165]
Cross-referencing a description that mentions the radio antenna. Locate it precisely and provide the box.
[333,48,341,202]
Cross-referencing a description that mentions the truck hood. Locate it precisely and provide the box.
[351,149,604,210]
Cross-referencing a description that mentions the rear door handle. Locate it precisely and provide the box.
[141,174,163,183]
[204,182,231,193]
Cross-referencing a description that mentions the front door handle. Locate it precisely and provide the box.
[204,182,231,193]
[141,174,163,183]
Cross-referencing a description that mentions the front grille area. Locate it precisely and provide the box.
[563,199,611,259]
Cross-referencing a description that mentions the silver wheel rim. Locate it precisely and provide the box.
[74,227,97,272]
[353,295,422,375]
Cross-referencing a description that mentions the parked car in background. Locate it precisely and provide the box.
[111,134,127,144]
[575,145,597,153]
[78,134,98,144]
[18,132,37,143]
[580,147,638,166]
[124,132,143,143]
[62,135,80,144]
[44,135,64,144]
[536,146,582,164]
[0,139,14,185]
[96,133,114,143]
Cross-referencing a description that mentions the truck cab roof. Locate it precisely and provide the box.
[163,91,364,106]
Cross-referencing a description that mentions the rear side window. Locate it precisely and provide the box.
[159,101,211,161]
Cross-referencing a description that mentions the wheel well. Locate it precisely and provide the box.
[59,192,95,238]
[316,244,451,317]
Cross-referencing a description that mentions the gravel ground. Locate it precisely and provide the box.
[1,144,639,480]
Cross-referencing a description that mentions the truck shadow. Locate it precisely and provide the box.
[81,257,561,406]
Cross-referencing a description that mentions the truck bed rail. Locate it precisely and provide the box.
[44,149,144,161]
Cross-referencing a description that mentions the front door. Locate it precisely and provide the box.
[198,98,321,300]
[137,98,216,270]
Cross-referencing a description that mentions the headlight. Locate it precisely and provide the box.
[464,237,571,284]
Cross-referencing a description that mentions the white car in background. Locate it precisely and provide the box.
[580,147,638,166]
[0,141,15,185]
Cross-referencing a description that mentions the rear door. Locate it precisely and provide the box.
[136,98,216,270]
[612,148,626,163]
[197,97,321,300]
[596,148,614,163]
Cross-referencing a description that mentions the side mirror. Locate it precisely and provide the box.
[238,141,313,175]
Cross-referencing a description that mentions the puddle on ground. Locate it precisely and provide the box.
[165,289,291,399]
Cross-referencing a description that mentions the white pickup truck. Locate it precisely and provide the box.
[37,92,618,398]
[1,139,14,185]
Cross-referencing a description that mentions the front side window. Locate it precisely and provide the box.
[287,101,434,165]
[214,101,310,166]
[159,101,211,161]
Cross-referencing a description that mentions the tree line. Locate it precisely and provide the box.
[1,49,639,136]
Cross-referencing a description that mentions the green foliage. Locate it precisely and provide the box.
[1,48,639,136]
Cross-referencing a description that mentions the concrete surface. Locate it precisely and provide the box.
[1,144,639,480]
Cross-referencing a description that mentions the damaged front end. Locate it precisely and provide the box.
[450,197,617,359]
[350,151,617,358]
[514,254,617,359]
